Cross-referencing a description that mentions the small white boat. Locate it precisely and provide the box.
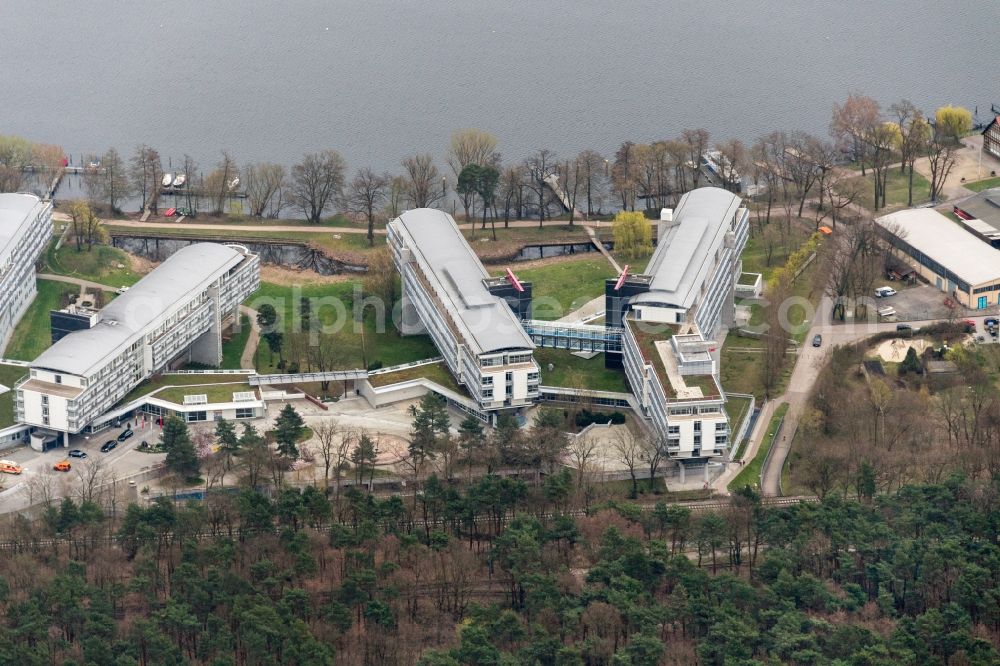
[88,160,101,169]
[162,173,174,188]
[173,174,186,188]
[227,176,240,191]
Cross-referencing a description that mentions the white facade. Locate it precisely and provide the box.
[387,209,539,415]
[621,188,749,460]
[17,243,260,435]
[0,194,53,351]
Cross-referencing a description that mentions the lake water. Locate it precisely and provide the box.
[1,1,996,176]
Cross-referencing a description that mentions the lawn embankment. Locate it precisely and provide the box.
[2,280,80,361]
[0,364,28,428]
[221,315,252,369]
[728,402,788,492]
[43,242,143,288]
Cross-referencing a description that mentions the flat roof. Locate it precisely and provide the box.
[632,187,743,309]
[876,208,1000,286]
[956,188,1000,230]
[31,243,247,376]
[0,193,47,263]
[389,208,533,355]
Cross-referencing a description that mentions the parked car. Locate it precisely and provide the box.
[53,460,71,472]
[100,440,118,453]
[117,429,134,442]
[896,323,912,331]
[812,334,823,347]
[68,449,88,459]
[875,286,897,298]
[115,286,129,295]
[985,317,999,328]
[0,460,23,475]
[961,319,977,333]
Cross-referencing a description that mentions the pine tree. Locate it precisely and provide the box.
[215,417,240,479]
[162,415,200,479]
[274,404,306,459]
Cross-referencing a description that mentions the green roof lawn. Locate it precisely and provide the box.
[367,361,461,393]
[492,256,616,321]
[124,373,253,403]
[535,348,629,393]
[154,383,255,405]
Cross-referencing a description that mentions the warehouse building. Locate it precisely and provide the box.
[387,209,539,419]
[0,193,53,351]
[16,243,260,439]
[876,208,1000,310]
[953,188,1000,248]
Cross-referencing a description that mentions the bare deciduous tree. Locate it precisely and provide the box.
[291,150,347,223]
[348,168,389,246]
[401,153,444,208]
[243,162,287,218]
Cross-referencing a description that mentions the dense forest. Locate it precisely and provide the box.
[0,474,999,665]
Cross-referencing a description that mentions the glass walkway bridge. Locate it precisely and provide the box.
[520,319,623,353]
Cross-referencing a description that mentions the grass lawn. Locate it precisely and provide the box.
[220,315,252,369]
[964,176,1000,193]
[368,361,460,393]
[124,373,253,403]
[2,280,80,361]
[249,282,438,374]
[719,339,795,401]
[740,223,811,281]
[184,213,358,228]
[0,364,29,428]
[495,256,616,320]
[535,348,629,393]
[43,242,143,288]
[728,402,788,492]
[154,383,255,405]
[837,167,931,212]
[105,224,376,265]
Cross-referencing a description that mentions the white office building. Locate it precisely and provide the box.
[17,243,260,439]
[387,209,539,418]
[0,193,53,351]
[616,187,750,459]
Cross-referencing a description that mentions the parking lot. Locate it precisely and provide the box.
[875,284,984,322]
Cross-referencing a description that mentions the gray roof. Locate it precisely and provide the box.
[956,188,1000,229]
[632,187,742,309]
[876,208,1000,286]
[0,193,47,262]
[32,243,246,376]
[390,208,533,355]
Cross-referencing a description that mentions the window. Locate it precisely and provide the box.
[41,395,48,405]
[667,425,680,435]
[482,388,494,399]
[185,411,207,423]
[715,422,727,430]
[55,375,62,384]
[235,408,254,419]
[482,376,493,386]
[693,421,701,432]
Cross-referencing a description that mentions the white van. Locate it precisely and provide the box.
[875,286,897,298]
